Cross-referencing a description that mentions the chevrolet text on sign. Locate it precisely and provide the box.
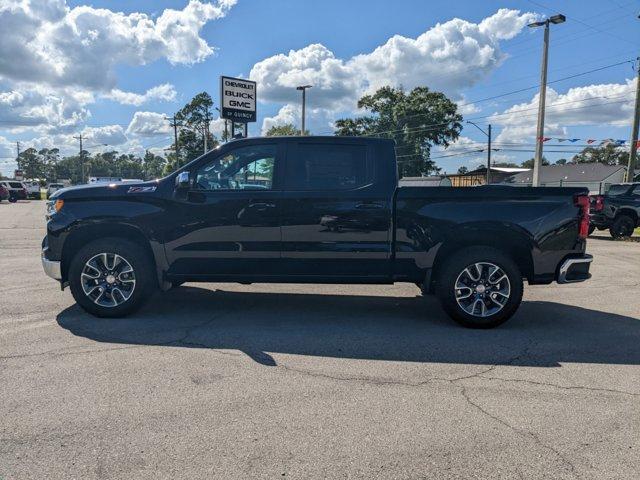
[220,76,257,123]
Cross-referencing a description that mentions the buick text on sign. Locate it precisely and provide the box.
[220,76,257,123]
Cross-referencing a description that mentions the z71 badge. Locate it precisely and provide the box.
[127,186,157,193]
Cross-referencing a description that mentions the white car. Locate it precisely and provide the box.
[23,181,41,199]
[46,183,65,199]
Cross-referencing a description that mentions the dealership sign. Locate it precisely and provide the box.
[220,76,256,123]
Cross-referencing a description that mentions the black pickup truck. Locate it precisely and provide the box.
[43,136,593,328]
[589,183,640,239]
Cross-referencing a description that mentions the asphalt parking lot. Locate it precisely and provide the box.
[1,200,639,480]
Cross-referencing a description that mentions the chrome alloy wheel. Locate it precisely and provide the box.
[80,253,136,308]
[454,262,511,318]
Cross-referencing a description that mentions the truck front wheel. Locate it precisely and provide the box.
[436,247,523,329]
[68,238,156,317]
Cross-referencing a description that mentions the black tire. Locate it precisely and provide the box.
[436,246,523,329]
[68,238,156,317]
[8,195,17,203]
[609,215,635,239]
[588,224,596,236]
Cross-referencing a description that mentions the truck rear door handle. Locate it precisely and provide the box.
[355,202,384,210]
[249,202,276,210]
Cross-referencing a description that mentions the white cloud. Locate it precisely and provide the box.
[0,84,93,132]
[492,79,635,143]
[82,125,127,146]
[104,84,177,106]
[261,104,299,134]
[250,9,538,115]
[209,117,228,138]
[0,0,235,134]
[0,0,237,90]
[126,111,171,137]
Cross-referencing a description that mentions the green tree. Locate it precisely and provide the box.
[572,144,628,166]
[170,91,219,171]
[17,147,46,179]
[334,86,462,176]
[38,148,60,181]
[493,162,521,168]
[265,124,307,136]
[56,154,84,184]
[521,157,549,168]
[142,151,167,179]
[457,166,468,174]
[555,158,568,165]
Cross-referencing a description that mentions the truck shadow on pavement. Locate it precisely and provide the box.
[57,286,640,367]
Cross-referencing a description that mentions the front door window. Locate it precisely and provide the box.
[195,144,276,191]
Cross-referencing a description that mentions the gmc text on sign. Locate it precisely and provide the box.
[220,76,257,123]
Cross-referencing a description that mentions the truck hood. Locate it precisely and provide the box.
[50,180,160,200]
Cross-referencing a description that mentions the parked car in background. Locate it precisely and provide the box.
[23,180,42,199]
[590,183,640,238]
[0,181,28,202]
[46,183,65,199]
[0,183,9,202]
[42,136,593,328]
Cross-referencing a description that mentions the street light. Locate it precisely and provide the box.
[466,121,492,184]
[528,14,566,186]
[296,85,312,135]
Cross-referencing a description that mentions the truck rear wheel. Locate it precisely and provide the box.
[436,247,523,329]
[68,238,155,318]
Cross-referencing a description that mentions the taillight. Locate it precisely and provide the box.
[575,194,590,239]
[592,195,604,212]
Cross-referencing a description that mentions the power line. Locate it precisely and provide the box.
[349,93,634,142]
[524,0,638,47]
[321,60,635,137]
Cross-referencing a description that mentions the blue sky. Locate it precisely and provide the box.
[0,0,638,175]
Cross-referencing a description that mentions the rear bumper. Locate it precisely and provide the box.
[557,254,592,284]
[589,214,610,228]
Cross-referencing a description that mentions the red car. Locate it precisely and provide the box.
[0,183,9,202]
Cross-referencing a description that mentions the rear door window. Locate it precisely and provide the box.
[9,182,23,188]
[285,143,372,191]
[606,184,629,196]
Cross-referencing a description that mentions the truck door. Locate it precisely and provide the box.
[163,142,283,278]
[280,140,393,280]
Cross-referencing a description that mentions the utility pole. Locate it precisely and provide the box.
[626,57,640,182]
[465,121,492,184]
[529,14,566,187]
[487,124,492,184]
[73,133,84,183]
[16,141,20,159]
[296,85,312,135]
[203,109,211,154]
[168,115,180,160]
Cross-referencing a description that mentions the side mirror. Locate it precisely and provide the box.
[175,171,190,189]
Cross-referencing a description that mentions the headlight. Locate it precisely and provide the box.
[46,199,64,216]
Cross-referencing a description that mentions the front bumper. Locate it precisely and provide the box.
[41,248,61,280]
[557,254,592,284]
